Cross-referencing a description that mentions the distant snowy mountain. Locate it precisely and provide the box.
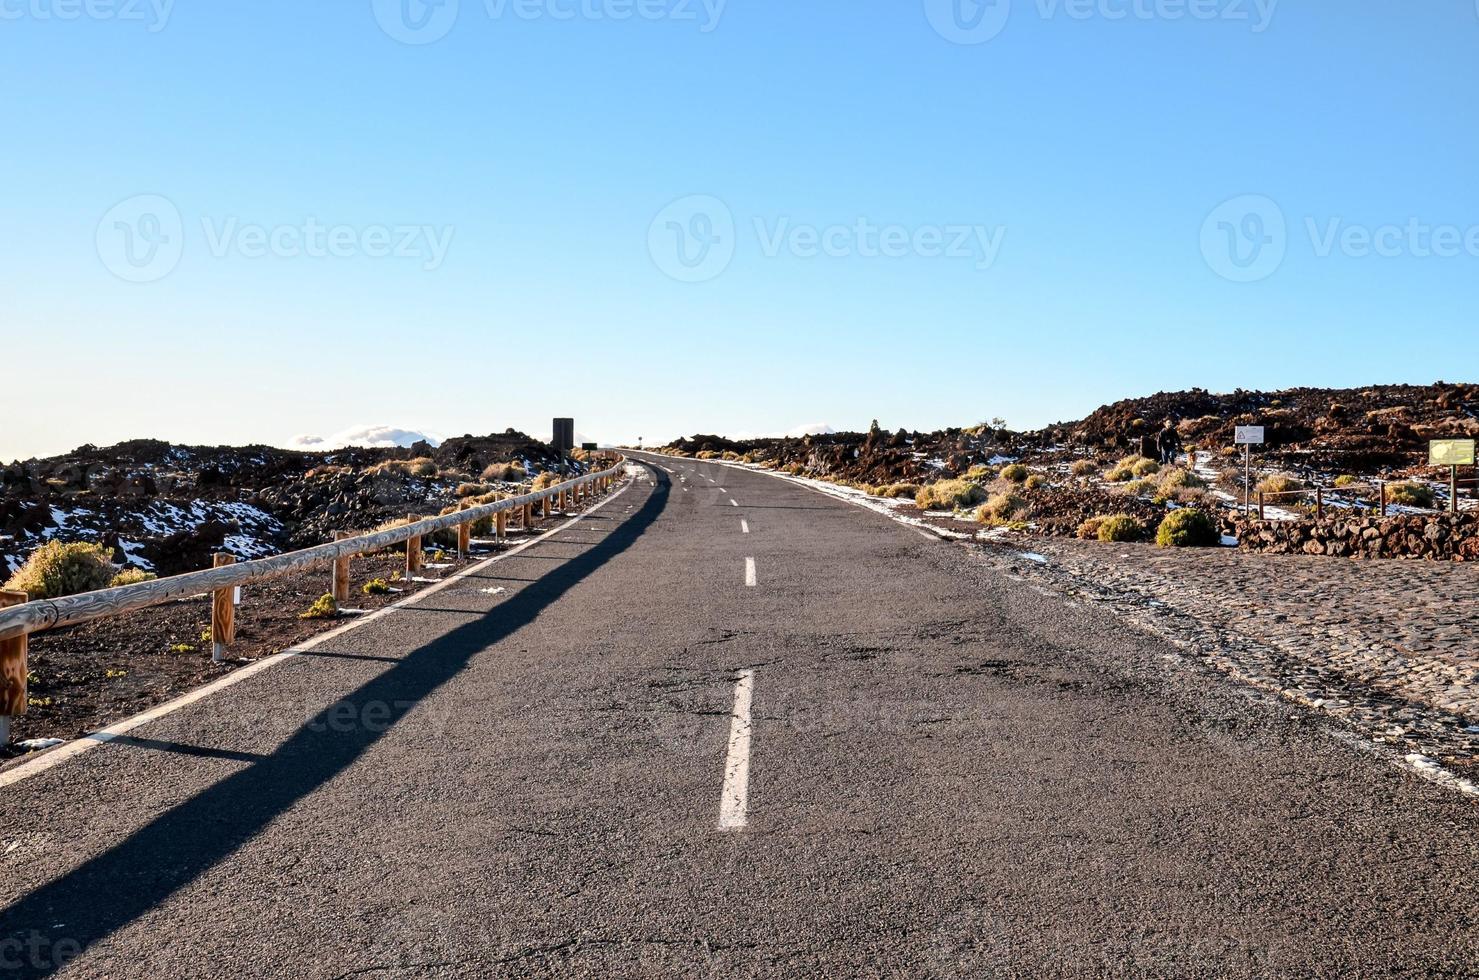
[288,425,442,451]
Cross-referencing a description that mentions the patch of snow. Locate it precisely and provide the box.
[1220,534,1240,547]
[118,540,154,570]
[1018,552,1049,564]
[987,454,1018,465]
[17,738,65,751]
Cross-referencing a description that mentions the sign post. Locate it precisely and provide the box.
[1429,439,1476,515]
[1235,426,1265,516]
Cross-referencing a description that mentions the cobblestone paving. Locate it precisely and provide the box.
[970,537,1479,784]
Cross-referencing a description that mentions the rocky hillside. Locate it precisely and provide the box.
[665,381,1479,483]
[0,431,584,579]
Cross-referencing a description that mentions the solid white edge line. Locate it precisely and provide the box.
[744,557,757,587]
[718,668,755,831]
[0,475,640,790]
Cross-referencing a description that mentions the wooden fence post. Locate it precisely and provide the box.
[1315,487,1324,520]
[406,514,423,577]
[456,502,472,559]
[1257,492,1265,521]
[496,509,508,542]
[331,532,352,604]
[523,502,533,527]
[212,554,236,662]
[543,496,551,519]
[0,590,29,745]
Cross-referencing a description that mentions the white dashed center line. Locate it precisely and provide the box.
[740,519,750,534]
[729,499,738,507]
[744,557,757,587]
[718,669,755,831]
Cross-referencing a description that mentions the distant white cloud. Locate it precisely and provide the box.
[288,425,442,451]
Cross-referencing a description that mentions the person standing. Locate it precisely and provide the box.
[1157,421,1181,465]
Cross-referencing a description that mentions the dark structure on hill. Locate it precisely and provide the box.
[552,418,575,454]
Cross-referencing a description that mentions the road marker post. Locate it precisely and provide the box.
[331,532,353,604]
[0,590,29,746]
[496,509,508,542]
[211,554,236,662]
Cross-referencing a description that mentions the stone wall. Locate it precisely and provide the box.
[1227,512,1479,561]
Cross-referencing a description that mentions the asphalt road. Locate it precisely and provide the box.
[1,455,1475,978]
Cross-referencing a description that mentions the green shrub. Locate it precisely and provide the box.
[916,479,989,511]
[1156,509,1219,548]
[363,578,392,596]
[168,643,197,654]
[1106,456,1156,482]
[531,471,562,490]
[1132,458,1160,477]
[1070,460,1097,478]
[109,568,156,588]
[963,465,997,482]
[1385,482,1435,508]
[1076,516,1106,539]
[5,541,118,599]
[299,594,339,620]
[876,482,921,499]
[1333,474,1359,488]
[1256,473,1304,497]
[1024,474,1047,490]
[1096,514,1146,542]
[999,463,1029,483]
[974,491,1026,525]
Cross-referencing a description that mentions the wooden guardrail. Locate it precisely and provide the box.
[0,458,627,743]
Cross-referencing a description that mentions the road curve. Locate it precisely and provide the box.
[0,456,1474,978]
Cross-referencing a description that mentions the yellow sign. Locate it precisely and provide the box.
[1429,439,1476,466]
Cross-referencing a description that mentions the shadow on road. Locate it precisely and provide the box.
[0,468,667,978]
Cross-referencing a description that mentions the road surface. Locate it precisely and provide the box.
[1,456,1475,978]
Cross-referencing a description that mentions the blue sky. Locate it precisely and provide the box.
[3,0,1477,459]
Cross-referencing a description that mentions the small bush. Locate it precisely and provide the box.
[916,479,989,511]
[1132,458,1160,477]
[168,643,197,654]
[696,451,719,460]
[5,541,118,600]
[363,578,392,596]
[876,482,922,499]
[1256,473,1304,497]
[974,491,1026,525]
[999,463,1029,483]
[1333,474,1359,488]
[1385,482,1435,508]
[1106,457,1154,482]
[1024,474,1046,490]
[531,471,562,490]
[481,462,526,482]
[1076,516,1106,540]
[1156,509,1219,548]
[1096,514,1146,543]
[299,594,339,620]
[1070,460,1097,478]
[455,482,493,498]
[109,568,156,588]
[963,465,997,482]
